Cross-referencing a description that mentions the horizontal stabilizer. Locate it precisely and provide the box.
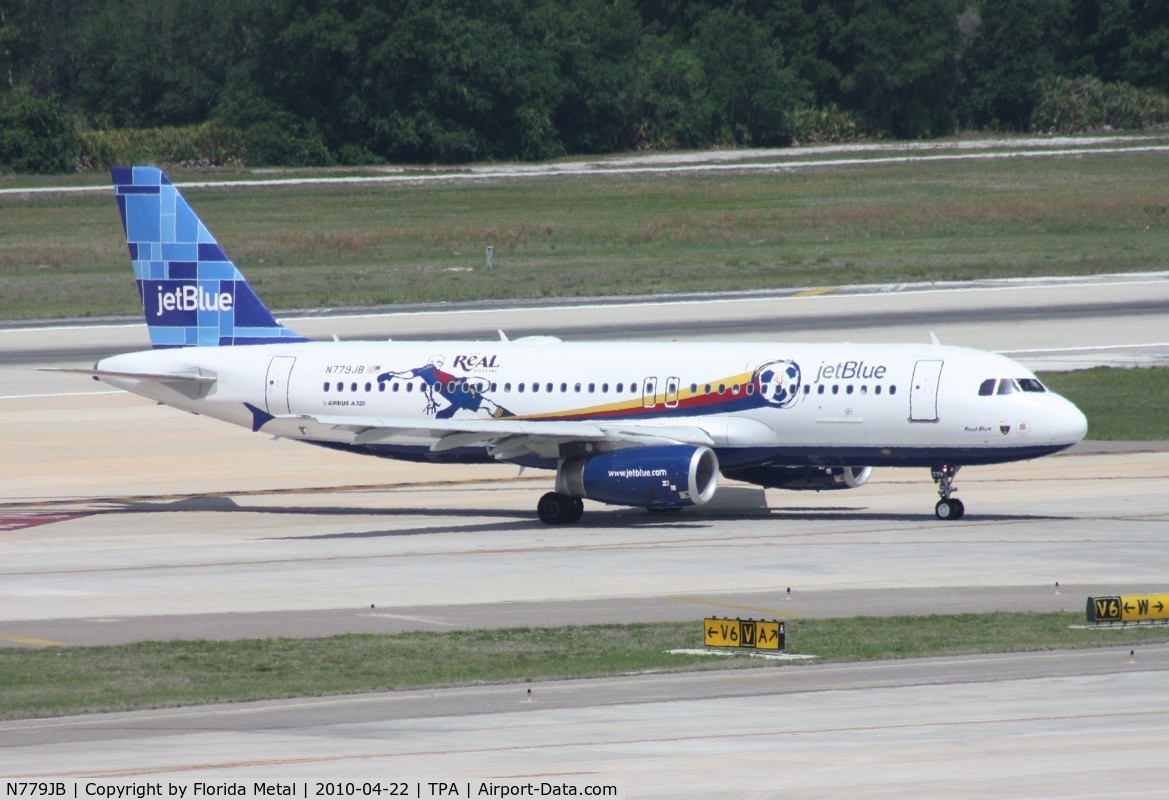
[41,367,217,385]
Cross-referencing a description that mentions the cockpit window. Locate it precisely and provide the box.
[1018,378,1047,393]
[996,379,1018,395]
[978,379,996,396]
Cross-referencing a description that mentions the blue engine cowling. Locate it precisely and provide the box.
[724,465,872,490]
[556,445,720,508]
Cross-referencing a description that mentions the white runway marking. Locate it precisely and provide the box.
[3,137,1168,196]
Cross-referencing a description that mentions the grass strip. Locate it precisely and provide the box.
[1039,368,1169,441]
[3,613,1169,720]
[4,147,1169,319]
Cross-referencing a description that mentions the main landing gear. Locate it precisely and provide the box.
[931,465,965,520]
[537,492,584,525]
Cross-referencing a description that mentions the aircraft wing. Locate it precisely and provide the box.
[251,408,715,460]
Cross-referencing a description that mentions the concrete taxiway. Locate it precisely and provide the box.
[2,274,1168,796]
[3,649,1168,798]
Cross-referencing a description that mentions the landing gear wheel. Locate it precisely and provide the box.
[930,465,965,521]
[538,492,582,525]
[934,498,965,521]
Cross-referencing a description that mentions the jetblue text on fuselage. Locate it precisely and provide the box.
[813,359,887,383]
[155,284,233,317]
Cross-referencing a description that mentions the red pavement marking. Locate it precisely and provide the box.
[0,513,91,532]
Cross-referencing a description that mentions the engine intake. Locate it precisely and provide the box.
[725,465,872,491]
[557,445,720,508]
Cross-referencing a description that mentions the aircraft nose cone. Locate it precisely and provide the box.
[1052,396,1089,444]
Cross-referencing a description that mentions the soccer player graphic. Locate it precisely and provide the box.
[377,356,513,419]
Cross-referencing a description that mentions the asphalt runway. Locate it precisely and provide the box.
[2,274,1169,795]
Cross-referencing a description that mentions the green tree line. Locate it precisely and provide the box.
[3,0,1169,173]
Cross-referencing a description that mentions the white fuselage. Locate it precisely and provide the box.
[96,338,1088,471]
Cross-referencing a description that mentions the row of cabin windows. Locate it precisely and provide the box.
[977,377,1047,396]
[688,383,897,397]
[322,380,899,397]
[804,383,896,396]
[322,380,647,395]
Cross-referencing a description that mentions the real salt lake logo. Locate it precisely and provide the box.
[154,284,234,317]
[451,353,500,371]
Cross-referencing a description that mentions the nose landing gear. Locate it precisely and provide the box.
[931,465,965,520]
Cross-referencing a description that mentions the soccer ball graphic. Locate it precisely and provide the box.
[754,359,802,408]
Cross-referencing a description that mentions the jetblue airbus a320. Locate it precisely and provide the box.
[69,167,1088,524]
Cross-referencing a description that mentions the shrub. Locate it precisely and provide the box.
[0,95,80,174]
[78,116,337,170]
[788,105,869,146]
[241,113,333,167]
[78,122,247,169]
[1031,76,1169,134]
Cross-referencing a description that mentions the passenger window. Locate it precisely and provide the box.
[875,385,882,395]
[890,385,897,395]
[817,385,825,395]
[406,382,413,393]
[614,383,621,393]
[323,382,330,392]
[560,382,567,393]
[602,383,610,393]
[979,379,996,396]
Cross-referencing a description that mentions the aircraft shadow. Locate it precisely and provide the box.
[93,496,1074,540]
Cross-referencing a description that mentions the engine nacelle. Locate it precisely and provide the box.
[557,445,720,508]
[725,465,872,491]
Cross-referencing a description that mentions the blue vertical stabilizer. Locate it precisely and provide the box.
[111,166,309,348]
